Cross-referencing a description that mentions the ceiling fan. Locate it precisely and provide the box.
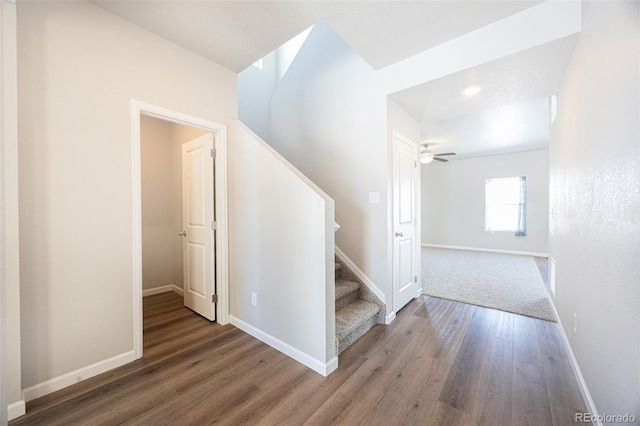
[420,144,456,164]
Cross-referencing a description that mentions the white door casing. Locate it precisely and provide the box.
[182,134,216,321]
[132,99,229,360]
[392,131,420,312]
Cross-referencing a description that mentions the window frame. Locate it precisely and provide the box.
[484,176,527,235]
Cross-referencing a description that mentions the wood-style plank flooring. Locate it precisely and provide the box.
[11,291,587,425]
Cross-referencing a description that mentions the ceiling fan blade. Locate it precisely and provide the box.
[434,152,456,156]
[433,157,448,162]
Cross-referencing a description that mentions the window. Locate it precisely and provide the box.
[484,176,526,236]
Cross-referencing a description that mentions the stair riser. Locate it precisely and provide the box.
[337,315,377,355]
[335,291,359,312]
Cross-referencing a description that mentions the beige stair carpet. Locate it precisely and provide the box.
[421,247,556,322]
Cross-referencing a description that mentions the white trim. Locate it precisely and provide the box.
[131,101,143,360]
[229,315,338,377]
[547,295,600,424]
[325,356,339,375]
[22,351,135,403]
[142,284,183,297]
[422,243,548,258]
[385,311,396,325]
[131,99,230,360]
[8,400,25,421]
[335,246,386,305]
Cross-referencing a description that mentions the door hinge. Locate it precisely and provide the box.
[211,148,216,158]
[211,221,217,230]
[414,160,417,168]
[414,276,418,283]
[212,294,218,303]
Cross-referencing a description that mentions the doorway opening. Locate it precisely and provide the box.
[131,100,229,359]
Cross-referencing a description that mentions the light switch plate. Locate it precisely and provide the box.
[368,192,380,204]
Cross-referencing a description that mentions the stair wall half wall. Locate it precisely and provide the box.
[228,120,337,376]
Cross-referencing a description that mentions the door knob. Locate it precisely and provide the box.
[395,232,403,237]
[178,231,187,237]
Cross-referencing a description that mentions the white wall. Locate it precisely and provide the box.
[387,98,421,144]
[238,50,278,142]
[228,120,335,373]
[238,27,312,144]
[269,22,390,302]
[140,116,208,292]
[549,0,639,418]
[422,150,549,254]
[1,0,22,420]
[17,0,236,394]
[276,26,313,81]
[141,117,176,291]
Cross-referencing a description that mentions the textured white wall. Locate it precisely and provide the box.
[422,150,549,254]
[17,0,236,390]
[549,0,639,417]
[269,22,390,300]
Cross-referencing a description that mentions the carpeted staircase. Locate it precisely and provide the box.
[334,261,384,355]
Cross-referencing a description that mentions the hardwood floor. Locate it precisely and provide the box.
[11,291,588,425]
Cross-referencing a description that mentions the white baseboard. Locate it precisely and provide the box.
[547,297,600,424]
[8,400,26,421]
[142,284,183,297]
[335,246,386,304]
[22,351,135,403]
[325,356,339,375]
[385,311,396,325]
[422,243,548,258]
[229,315,338,377]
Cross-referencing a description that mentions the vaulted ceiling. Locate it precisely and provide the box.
[91,0,541,72]
[91,0,574,160]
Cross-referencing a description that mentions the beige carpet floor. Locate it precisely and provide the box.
[421,247,556,322]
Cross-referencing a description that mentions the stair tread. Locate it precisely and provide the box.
[336,300,381,338]
[335,280,359,300]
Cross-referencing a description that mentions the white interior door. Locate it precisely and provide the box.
[181,134,216,321]
[392,132,420,312]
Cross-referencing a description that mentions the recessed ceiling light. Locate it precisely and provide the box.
[461,85,483,97]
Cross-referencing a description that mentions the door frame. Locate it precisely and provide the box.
[391,130,421,312]
[131,99,229,359]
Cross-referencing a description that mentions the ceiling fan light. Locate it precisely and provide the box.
[420,154,434,164]
[461,85,483,97]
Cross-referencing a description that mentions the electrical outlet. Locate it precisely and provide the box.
[573,313,578,334]
[251,292,257,307]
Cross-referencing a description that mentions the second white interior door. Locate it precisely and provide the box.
[181,133,216,321]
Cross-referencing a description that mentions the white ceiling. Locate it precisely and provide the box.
[90,0,540,72]
[91,0,575,161]
[422,97,551,160]
[390,34,578,160]
[391,34,578,123]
